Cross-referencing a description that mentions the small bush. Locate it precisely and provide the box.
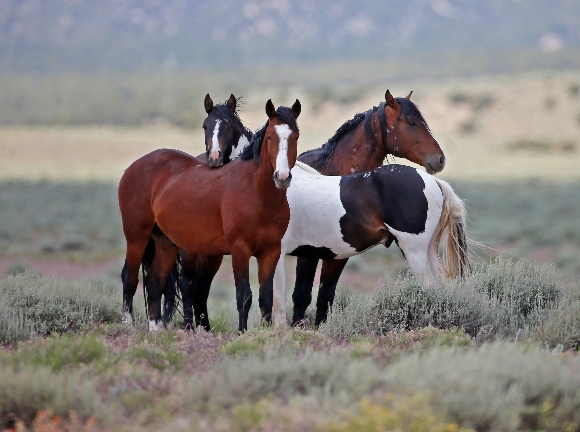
[190,350,386,408]
[0,363,107,426]
[0,272,122,343]
[11,334,108,371]
[325,394,475,432]
[386,342,580,431]
[320,260,568,344]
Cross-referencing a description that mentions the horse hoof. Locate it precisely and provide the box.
[122,312,133,325]
[148,320,164,332]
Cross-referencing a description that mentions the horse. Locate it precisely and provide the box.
[118,99,301,331]
[177,90,446,330]
[203,94,253,167]
[133,93,253,324]
[271,161,469,324]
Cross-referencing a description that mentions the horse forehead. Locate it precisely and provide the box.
[274,124,292,141]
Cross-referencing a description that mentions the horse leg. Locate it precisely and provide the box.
[396,238,432,281]
[256,248,281,326]
[146,232,179,331]
[272,253,288,327]
[121,239,149,324]
[178,251,199,330]
[192,255,224,331]
[231,242,252,332]
[427,237,444,281]
[315,258,348,326]
[291,257,319,326]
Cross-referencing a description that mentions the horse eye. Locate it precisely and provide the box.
[267,135,271,141]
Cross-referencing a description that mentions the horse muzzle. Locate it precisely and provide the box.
[426,155,446,174]
[207,155,224,168]
[273,171,292,189]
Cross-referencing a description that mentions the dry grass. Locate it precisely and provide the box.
[1,70,579,182]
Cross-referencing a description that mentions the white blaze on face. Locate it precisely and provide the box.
[231,134,250,159]
[274,124,291,179]
[210,119,221,160]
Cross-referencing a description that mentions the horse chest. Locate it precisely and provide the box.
[283,169,358,258]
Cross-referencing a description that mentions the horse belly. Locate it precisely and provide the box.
[284,170,357,259]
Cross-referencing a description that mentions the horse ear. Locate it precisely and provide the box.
[385,89,399,109]
[227,94,237,112]
[405,91,413,100]
[204,94,213,113]
[265,99,276,119]
[291,99,301,118]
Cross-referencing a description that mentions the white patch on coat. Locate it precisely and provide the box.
[210,119,221,159]
[383,169,443,279]
[148,320,163,332]
[274,124,291,179]
[231,134,250,159]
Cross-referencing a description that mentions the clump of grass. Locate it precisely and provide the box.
[386,342,580,431]
[10,334,108,372]
[0,272,122,343]
[0,363,108,426]
[325,393,475,432]
[190,350,385,409]
[320,260,572,345]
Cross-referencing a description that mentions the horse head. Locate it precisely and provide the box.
[264,99,301,189]
[383,90,445,174]
[203,93,250,168]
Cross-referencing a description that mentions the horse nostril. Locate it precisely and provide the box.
[440,155,446,166]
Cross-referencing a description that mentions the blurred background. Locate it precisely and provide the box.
[1,0,579,310]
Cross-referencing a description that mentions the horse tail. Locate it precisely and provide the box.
[141,237,181,324]
[432,178,470,278]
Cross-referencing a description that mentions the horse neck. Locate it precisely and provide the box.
[323,116,387,175]
[253,139,288,203]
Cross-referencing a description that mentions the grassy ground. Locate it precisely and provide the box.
[1,70,580,430]
[0,266,579,431]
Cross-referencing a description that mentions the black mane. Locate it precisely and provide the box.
[299,97,430,166]
[211,102,253,140]
[239,106,299,162]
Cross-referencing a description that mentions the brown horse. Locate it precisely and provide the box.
[177,90,445,330]
[119,99,301,331]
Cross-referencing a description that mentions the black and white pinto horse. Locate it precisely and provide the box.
[271,161,469,324]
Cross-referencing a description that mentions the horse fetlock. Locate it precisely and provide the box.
[148,319,164,332]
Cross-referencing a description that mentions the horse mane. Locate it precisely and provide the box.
[239,106,299,162]
[299,97,431,166]
[212,100,253,140]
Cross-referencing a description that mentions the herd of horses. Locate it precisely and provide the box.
[118,91,470,332]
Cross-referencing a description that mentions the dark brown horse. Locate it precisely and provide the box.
[178,90,445,330]
[119,99,301,331]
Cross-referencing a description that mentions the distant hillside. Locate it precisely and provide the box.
[1,0,580,73]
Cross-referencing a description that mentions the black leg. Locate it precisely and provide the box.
[192,255,223,331]
[315,258,348,326]
[291,257,319,325]
[178,251,197,330]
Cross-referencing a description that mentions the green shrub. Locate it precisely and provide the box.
[11,334,108,371]
[0,363,108,425]
[320,260,568,344]
[386,342,580,431]
[0,272,122,343]
[189,350,386,408]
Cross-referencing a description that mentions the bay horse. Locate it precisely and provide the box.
[177,90,446,330]
[134,93,253,323]
[271,161,469,325]
[119,99,301,331]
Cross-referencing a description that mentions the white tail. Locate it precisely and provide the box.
[432,178,470,278]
